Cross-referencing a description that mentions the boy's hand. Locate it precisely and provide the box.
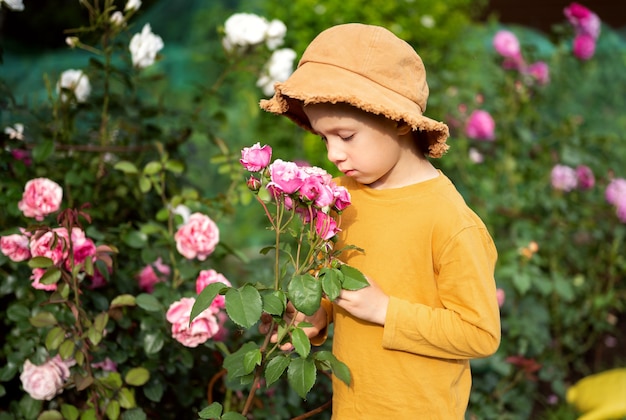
[335,277,389,325]
[259,302,328,351]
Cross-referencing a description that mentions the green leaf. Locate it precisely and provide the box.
[110,294,136,308]
[191,282,227,322]
[143,161,162,175]
[264,355,291,386]
[105,400,120,420]
[117,387,136,409]
[139,176,152,193]
[32,139,54,162]
[198,402,222,419]
[59,339,75,360]
[45,326,65,351]
[339,265,369,290]
[314,351,351,386]
[79,408,97,420]
[143,380,164,403]
[124,367,150,386]
[39,267,61,284]
[287,274,321,316]
[287,357,316,399]
[512,271,532,295]
[225,285,262,328]
[291,327,311,358]
[135,293,163,312]
[100,372,123,389]
[28,256,53,269]
[94,312,109,333]
[29,311,57,327]
[164,160,185,174]
[223,342,258,380]
[37,410,63,420]
[122,230,147,249]
[222,413,247,420]
[262,290,286,316]
[320,268,342,301]
[60,404,80,420]
[87,326,102,346]
[143,332,164,355]
[114,161,139,174]
[243,348,262,375]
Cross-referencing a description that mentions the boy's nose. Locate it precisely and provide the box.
[326,140,345,165]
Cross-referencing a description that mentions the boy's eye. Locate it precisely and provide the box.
[340,134,354,141]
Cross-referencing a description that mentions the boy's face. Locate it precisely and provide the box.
[303,102,416,189]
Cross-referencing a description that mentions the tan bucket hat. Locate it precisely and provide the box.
[259,23,450,158]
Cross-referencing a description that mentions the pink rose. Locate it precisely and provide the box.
[525,61,550,85]
[493,30,521,59]
[564,3,601,39]
[572,33,596,60]
[616,203,626,223]
[20,355,72,401]
[174,213,220,261]
[550,164,578,192]
[166,297,222,347]
[31,267,57,291]
[465,110,495,141]
[11,149,32,166]
[195,269,231,309]
[18,178,63,221]
[575,165,595,190]
[67,228,96,270]
[30,228,70,265]
[314,211,340,240]
[332,184,351,212]
[606,178,626,207]
[1,232,31,262]
[268,159,305,194]
[92,357,117,372]
[240,142,272,172]
[136,257,171,292]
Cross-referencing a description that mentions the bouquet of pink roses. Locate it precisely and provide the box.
[192,142,368,418]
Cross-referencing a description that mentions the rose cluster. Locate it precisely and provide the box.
[165,269,231,347]
[564,2,601,60]
[550,164,595,192]
[240,143,351,241]
[1,178,108,291]
[492,30,549,86]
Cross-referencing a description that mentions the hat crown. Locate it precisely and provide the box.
[298,23,429,112]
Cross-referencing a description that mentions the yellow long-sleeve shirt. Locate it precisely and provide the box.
[324,172,501,419]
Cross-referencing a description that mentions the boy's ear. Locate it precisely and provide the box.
[396,121,412,135]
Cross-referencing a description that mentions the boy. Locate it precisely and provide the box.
[260,23,500,419]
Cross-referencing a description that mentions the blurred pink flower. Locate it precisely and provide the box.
[493,30,521,58]
[465,110,495,141]
[0,232,31,262]
[605,178,626,207]
[496,288,505,307]
[18,178,63,221]
[195,269,231,309]
[30,228,70,265]
[68,228,97,270]
[20,355,73,401]
[572,33,596,60]
[616,204,626,223]
[166,297,222,347]
[564,2,601,39]
[469,148,484,164]
[240,142,272,172]
[550,164,578,192]
[525,61,550,85]
[137,257,171,292]
[174,213,220,261]
[92,357,117,372]
[575,165,595,189]
[11,149,31,165]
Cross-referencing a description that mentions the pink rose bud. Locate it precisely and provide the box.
[314,211,340,240]
[246,176,262,192]
[525,61,550,85]
[240,142,272,172]
[575,165,595,190]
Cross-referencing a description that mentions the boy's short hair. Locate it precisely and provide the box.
[260,23,450,158]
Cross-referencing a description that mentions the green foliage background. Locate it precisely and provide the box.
[1,0,625,419]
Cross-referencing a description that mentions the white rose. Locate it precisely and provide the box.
[222,13,269,52]
[129,23,164,69]
[257,48,296,96]
[265,19,287,50]
[1,0,25,11]
[110,11,125,26]
[56,69,91,103]
[20,356,71,401]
